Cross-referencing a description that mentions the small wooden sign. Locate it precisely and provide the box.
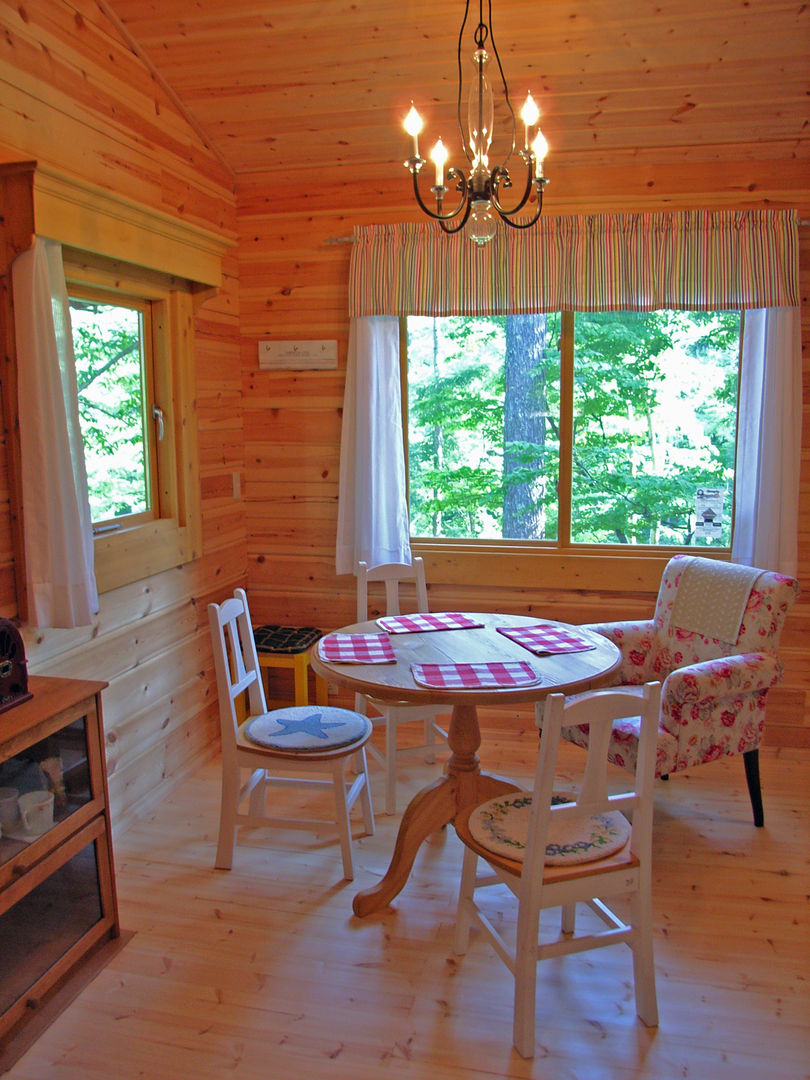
[258,340,338,370]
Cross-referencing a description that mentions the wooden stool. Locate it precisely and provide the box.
[253,624,328,708]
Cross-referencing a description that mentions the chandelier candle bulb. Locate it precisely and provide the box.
[404,103,423,159]
[531,129,548,178]
[520,93,540,148]
[430,138,448,189]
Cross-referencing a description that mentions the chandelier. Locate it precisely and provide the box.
[402,0,548,245]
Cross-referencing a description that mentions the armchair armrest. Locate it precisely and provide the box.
[582,620,659,684]
[660,652,783,766]
[663,652,783,704]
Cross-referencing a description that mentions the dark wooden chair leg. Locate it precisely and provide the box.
[744,748,764,827]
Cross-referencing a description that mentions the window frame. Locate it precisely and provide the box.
[62,248,202,594]
[400,312,742,593]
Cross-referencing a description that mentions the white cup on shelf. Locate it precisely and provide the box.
[0,786,19,828]
[17,790,54,835]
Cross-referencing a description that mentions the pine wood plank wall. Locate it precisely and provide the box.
[0,0,246,828]
[238,170,810,748]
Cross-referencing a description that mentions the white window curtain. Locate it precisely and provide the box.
[732,307,801,576]
[12,237,98,628]
[335,316,412,574]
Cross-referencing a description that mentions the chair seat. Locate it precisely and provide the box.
[467,792,631,867]
[244,706,371,752]
[253,624,322,654]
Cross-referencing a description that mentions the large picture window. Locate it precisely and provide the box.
[405,309,741,550]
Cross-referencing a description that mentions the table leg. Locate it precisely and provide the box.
[352,701,520,917]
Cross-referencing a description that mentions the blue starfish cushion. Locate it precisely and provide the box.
[244,706,371,752]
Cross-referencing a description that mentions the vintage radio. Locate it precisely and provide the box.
[0,618,33,713]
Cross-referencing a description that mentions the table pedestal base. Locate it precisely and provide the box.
[352,701,521,917]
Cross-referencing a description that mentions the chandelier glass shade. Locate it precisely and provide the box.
[403,0,549,245]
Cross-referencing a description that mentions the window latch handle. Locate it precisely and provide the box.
[152,404,165,442]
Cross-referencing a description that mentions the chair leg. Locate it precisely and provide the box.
[384,718,398,815]
[453,847,478,956]
[355,747,376,836]
[423,714,436,765]
[629,889,659,1027]
[332,760,355,881]
[215,766,240,870]
[561,902,576,935]
[743,748,765,827]
[512,908,541,1059]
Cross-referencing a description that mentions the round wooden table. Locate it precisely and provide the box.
[310,612,621,916]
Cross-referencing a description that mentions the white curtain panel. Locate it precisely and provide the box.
[732,307,801,576]
[12,237,98,627]
[335,316,412,575]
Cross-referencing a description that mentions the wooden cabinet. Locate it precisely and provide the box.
[0,676,119,1047]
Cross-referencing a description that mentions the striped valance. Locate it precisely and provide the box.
[348,210,799,316]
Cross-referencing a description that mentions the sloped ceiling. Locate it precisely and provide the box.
[103,0,808,184]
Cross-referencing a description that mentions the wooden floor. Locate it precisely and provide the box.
[5,710,810,1080]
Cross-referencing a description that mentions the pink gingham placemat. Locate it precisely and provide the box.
[319,633,396,664]
[497,624,596,655]
[377,612,485,634]
[410,660,541,689]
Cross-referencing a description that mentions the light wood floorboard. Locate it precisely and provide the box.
[5,710,809,1080]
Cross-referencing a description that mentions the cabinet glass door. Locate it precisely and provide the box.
[0,836,104,1015]
[0,717,92,865]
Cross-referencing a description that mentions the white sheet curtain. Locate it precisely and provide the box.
[732,307,801,576]
[335,316,412,575]
[12,237,98,627]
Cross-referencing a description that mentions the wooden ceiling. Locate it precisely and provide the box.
[103,0,808,180]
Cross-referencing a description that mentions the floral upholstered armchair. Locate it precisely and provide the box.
[563,554,799,826]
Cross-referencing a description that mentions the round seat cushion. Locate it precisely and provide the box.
[244,706,371,752]
[469,792,631,866]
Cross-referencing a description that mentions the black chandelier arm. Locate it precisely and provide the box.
[409,166,470,223]
[489,160,535,218]
[497,185,545,230]
[439,198,473,235]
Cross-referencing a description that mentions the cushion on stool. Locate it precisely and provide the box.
[253,625,323,655]
[469,793,631,866]
[244,706,371,752]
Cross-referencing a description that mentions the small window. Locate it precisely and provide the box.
[405,310,741,551]
[62,250,201,594]
[69,288,157,529]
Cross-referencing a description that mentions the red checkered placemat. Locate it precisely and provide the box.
[319,633,396,664]
[377,612,485,634]
[411,660,541,689]
[497,624,595,655]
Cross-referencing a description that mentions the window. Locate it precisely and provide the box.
[62,249,202,594]
[69,288,156,527]
[405,310,741,552]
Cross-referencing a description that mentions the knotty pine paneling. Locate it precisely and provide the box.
[0,0,245,828]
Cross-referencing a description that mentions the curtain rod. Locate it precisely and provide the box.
[326,219,809,243]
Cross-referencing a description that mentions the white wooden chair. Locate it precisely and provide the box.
[453,682,661,1059]
[208,588,375,881]
[355,558,447,814]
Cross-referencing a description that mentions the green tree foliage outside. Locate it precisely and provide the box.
[69,298,149,523]
[406,309,740,546]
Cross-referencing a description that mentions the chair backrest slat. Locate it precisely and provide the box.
[208,588,268,752]
[356,558,429,621]
[527,683,661,893]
